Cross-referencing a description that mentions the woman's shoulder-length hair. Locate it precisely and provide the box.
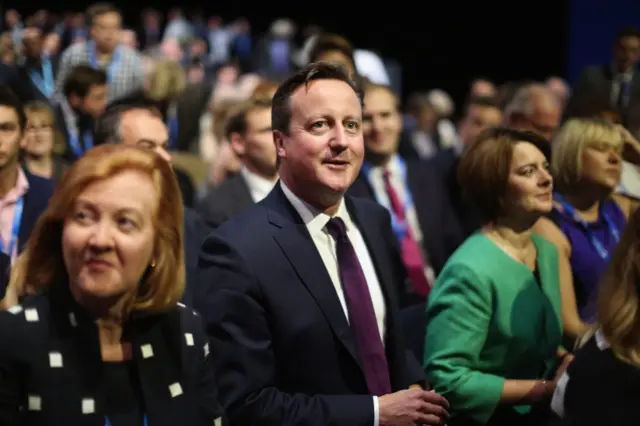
[16,144,185,312]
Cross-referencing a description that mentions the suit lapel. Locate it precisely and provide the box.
[263,186,362,367]
[346,197,398,314]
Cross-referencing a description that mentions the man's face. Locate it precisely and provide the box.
[119,109,171,163]
[458,104,503,147]
[232,107,276,177]
[91,12,122,52]
[0,106,22,170]
[22,28,43,58]
[74,84,108,119]
[275,79,363,206]
[615,36,640,72]
[362,87,402,158]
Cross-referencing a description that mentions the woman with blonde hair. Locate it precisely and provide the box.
[0,145,219,425]
[21,101,69,182]
[535,118,640,345]
[145,59,186,150]
[550,209,640,426]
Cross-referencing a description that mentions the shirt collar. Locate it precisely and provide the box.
[280,180,352,234]
[240,166,277,202]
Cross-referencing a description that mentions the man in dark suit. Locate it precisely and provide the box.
[53,65,108,163]
[93,97,210,306]
[198,63,448,426]
[197,97,277,228]
[15,27,58,103]
[348,83,464,307]
[565,27,640,126]
[0,86,55,296]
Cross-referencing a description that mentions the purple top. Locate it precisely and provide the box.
[549,198,626,323]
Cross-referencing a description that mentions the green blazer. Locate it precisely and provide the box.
[424,233,563,424]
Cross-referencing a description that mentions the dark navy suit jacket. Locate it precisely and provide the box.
[197,183,425,426]
[0,169,55,298]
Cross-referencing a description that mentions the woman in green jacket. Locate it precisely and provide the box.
[424,127,571,426]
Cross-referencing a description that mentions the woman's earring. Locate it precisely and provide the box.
[150,260,156,268]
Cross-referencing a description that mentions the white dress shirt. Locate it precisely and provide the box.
[241,167,277,203]
[280,181,386,425]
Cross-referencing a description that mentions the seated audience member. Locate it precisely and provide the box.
[348,83,464,306]
[503,83,561,142]
[551,208,640,426]
[425,128,569,426]
[53,65,108,162]
[21,101,69,182]
[534,118,640,344]
[0,87,55,297]
[199,62,448,426]
[197,97,276,228]
[0,145,220,425]
[93,96,211,306]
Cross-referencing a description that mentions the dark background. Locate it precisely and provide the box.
[11,0,640,107]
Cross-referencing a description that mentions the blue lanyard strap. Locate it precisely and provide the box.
[554,193,621,260]
[68,128,94,158]
[0,196,23,257]
[105,414,148,426]
[28,55,54,98]
[167,107,179,149]
[88,41,121,84]
[362,157,414,241]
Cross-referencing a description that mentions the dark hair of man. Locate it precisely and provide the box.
[271,61,364,136]
[63,65,108,99]
[308,34,356,68]
[616,27,640,42]
[86,2,120,26]
[0,85,27,132]
[463,95,501,116]
[225,98,273,140]
[93,93,159,145]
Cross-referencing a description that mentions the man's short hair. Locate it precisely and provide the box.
[86,2,120,26]
[271,62,364,136]
[308,34,356,68]
[93,94,159,145]
[63,65,108,99]
[224,98,272,140]
[0,85,27,132]
[462,95,502,116]
[616,26,640,42]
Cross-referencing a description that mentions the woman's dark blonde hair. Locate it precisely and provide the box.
[23,100,66,155]
[14,144,185,311]
[598,209,640,364]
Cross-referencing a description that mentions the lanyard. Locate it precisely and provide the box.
[68,128,93,159]
[28,56,54,98]
[554,193,620,260]
[0,196,23,257]
[362,158,414,241]
[105,414,148,426]
[167,105,179,149]
[88,41,121,84]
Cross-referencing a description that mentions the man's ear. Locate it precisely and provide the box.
[273,130,286,161]
[229,132,245,157]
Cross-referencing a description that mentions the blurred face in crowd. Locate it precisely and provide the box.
[501,142,553,218]
[22,112,54,158]
[362,86,402,160]
[615,35,640,73]
[91,11,122,52]
[314,50,356,76]
[0,106,22,170]
[22,28,43,58]
[231,106,276,178]
[470,79,496,98]
[120,29,138,49]
[71,84,108,119]
[581,139,623,191]
[275,79,364,208]
[43,33,61,56]
[458,104,503,147]
[63,170,156,305]
[119,108,171,163]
